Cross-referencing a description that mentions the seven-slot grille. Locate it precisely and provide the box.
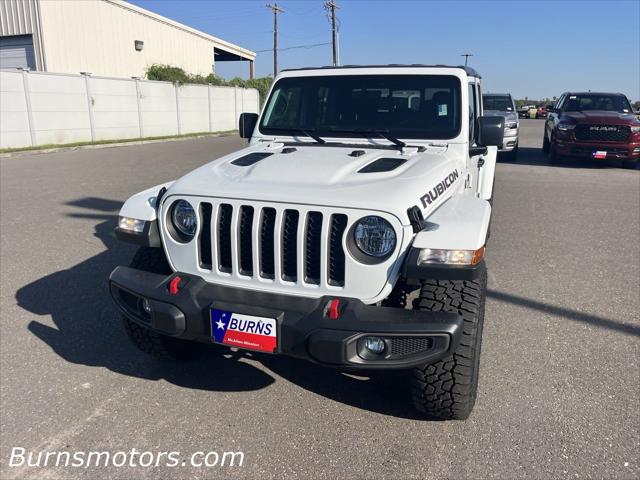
[574,124,630,142]
[197,202,349,287]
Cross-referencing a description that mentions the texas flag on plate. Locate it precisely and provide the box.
[210,309,277,353]
[593,151,608,159]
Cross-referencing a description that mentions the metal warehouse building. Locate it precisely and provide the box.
[0,0,256,78]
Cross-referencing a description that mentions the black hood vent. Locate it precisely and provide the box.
[231,152,273,166]
[358,157,407,173]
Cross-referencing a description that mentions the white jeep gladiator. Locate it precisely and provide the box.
[110,65,504,420]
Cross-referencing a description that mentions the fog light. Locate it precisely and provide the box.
[141,298,152,315]
[363,336,386,354]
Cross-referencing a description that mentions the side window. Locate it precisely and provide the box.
[556,94,566,111]
[468,83,477,142]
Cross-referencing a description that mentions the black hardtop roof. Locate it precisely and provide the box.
[281,64,481,78]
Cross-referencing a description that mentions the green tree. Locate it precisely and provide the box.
[145,64,273,106]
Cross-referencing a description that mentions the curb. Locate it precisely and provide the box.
[0,132,237,158]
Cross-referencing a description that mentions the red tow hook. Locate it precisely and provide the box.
[328,299,340,320]
[168,276,182,295]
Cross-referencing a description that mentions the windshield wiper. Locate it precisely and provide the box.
[277,128,325,144]
[326,128,406,150]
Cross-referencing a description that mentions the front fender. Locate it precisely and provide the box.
[403,195,491,281]
[116,182,174,246]
[119,182,174,221]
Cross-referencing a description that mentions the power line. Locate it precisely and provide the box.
[324,1,339,66]
[266,3,284,77]
[253,42,331,53]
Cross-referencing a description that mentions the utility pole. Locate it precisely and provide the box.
[461,53,473,66]
[266,3,284,77]
[324,0,339,66]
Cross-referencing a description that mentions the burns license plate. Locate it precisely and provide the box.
[593,151,607,159]
[210,309,277,353]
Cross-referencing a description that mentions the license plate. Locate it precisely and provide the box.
[210,309,277,353]
[593,151,607,159]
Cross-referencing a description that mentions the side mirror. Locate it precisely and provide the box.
[477,116,504,147]
[239,112,259,139]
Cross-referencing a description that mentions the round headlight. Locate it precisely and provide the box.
[171,200,197,238]
[354,216,396,258]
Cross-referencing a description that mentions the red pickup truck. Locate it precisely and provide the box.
[543,92,640,169]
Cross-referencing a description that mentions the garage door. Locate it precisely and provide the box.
[0,35,36,69]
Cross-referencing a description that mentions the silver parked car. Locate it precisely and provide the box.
[483,93,519,161]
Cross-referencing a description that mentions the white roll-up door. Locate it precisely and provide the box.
[0,35,36,69]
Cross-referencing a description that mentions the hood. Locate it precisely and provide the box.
[484,110,517,122]
[166,142,467,224]
[561,110,640,125]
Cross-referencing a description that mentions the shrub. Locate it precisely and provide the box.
[145,64,272,105]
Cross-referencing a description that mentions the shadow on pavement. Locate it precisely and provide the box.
[16,197,275,393]
[15,196,638,420]
[488,290,639,337]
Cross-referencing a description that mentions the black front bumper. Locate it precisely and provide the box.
[109,266,463,369]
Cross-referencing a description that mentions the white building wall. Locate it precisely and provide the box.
[37,0,216,78]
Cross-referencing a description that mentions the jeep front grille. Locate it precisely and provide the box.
[198,202,348,287]
[574,125,630,142]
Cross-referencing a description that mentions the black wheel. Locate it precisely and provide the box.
[122,247,206,361]
[622,159,639,170]
[411,271,487,420]
[542,133,550,154]
[548,139,561,164]
[506,145,518,162]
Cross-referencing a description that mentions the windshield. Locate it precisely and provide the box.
[483,95,513,112]
[259,74,462,140]
[564,94,632,113]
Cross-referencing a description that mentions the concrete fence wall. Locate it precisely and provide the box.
[0,69,260,149]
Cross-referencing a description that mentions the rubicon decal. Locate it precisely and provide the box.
[211,310,277,352]
[420,169,459,207]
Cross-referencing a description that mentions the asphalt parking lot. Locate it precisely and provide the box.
[1,119,638,479]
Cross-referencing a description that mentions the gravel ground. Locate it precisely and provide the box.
[1,119,638,479]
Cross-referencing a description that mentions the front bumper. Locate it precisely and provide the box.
[499,130,519,151]
[554,139,640,160]
[109,267,463,369]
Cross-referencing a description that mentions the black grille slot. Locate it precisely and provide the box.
[238,206,254,275]
[328,214,348,286]
[281,210,299,281]
[198,203,212,269]
[217,204,233,273]
[575,125,630,142]
[260,208,276,279]
[304,212,323,284]
[388,337,433,358]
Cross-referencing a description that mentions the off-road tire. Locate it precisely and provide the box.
[542,133,550,154]
[122,247,206,361]
[548,140,561,164]
[411,271,487,420]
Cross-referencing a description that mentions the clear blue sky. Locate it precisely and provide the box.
[130,0,640,101]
